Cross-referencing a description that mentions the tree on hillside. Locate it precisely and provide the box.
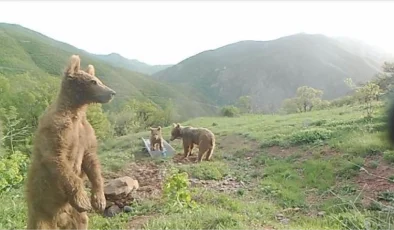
[370,62,394,92]
[117,99,170,132]
[109,107,139,137]
[235,95,252,113]
[359,82,381,116]
[281,86,324,114]
[220,105,240,117]
[0,107,30,153]
[281,98,301,114]
[344,77,381,118]
[162,99,178,126]
[86,104,111,140]
[134,101,161,126]
[109,98,176,137]
[295,86,324,112]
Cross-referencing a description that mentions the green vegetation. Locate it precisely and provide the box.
[161,171,198,213]
[220,105,240,117]
[2,95,394,229]
[2,22,394,230]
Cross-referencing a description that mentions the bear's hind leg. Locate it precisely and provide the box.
[57,206,89,230]
[27,211,57,230]
[197,147,208,163]
[74,210,89,230]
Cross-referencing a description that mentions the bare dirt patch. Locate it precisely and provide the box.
[267,146,300,158]
[103,161,166,208]
[119,161,165,199]
[318,146,341,158]
[355,155,394,206]
[217,134,260,153]
[190,176,247,194]
[218,134,261,161]
[172,152,199,164]
[305,189,320,205]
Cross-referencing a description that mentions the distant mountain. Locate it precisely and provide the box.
[334,36,394,70]
[0,23,215,119]
[152,33,392,112]
[95,52,172,75]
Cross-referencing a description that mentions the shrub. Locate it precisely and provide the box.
[383,150,394,164]
[162,171,197,213]
[0,151,29,193]
[290,128,333,145]
[330,95,357,107]
[220,106,240,117]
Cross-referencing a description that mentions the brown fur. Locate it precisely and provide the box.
[149,126,164,151]
[170,123,215,163]
[25,55,116,229]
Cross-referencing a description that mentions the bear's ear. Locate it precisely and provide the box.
[176,123,180,128]
[86,64,95,76]
[172,123,177,127]
[149,127,154,131]
[157,126,161,130]
[65,55,81,77]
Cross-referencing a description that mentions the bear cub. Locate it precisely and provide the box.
[150,126,164,151]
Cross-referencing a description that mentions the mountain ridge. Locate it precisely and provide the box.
[2,22,393,114]
[94,52,172,75]
[152,33,392,112]
[0,22,216,119]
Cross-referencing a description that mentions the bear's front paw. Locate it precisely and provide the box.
[91,190,106,212]
[70,189,92,212]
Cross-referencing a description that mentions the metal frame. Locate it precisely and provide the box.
[141,137,176,158]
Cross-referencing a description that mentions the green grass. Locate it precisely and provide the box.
[2,104,394,229]
[177,161,230,180]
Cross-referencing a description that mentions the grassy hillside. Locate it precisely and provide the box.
[0,23,215,119]
[153,33,390,112]
[2,102,393,229]
[95,53,172,75]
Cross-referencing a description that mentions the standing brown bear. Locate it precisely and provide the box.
[149,126,164,151]
[25,55,116,229]
[170,123,215,162]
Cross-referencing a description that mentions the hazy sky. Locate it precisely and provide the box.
[0,1,393,65]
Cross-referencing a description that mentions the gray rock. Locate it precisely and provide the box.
[280,218,290,225]
[104,176,139,198]
[123,206,134,213]
[104,205,122,218]
[317,211,326,217]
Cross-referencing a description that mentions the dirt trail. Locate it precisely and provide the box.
[356,155,394,206]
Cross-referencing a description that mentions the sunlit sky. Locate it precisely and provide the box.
[1,1,393,65]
